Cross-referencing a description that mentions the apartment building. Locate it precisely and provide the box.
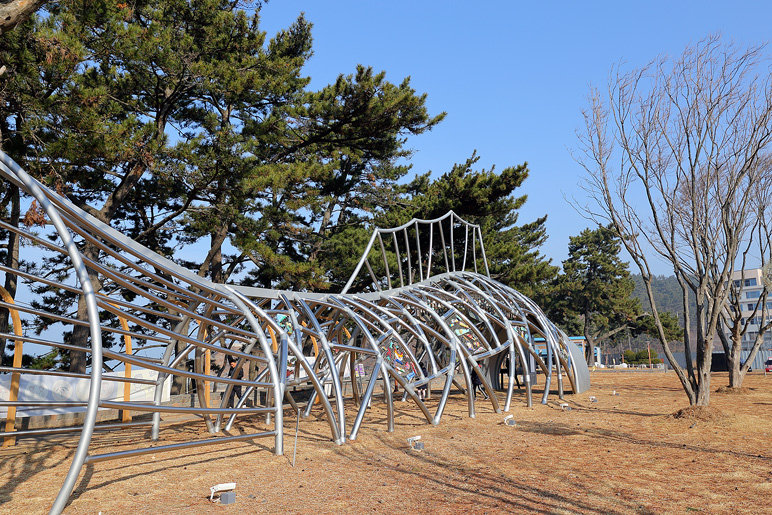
[730,268,772,348]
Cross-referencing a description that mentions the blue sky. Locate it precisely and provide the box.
[259,1,772,275]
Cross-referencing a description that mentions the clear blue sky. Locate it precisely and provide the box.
[259,1,771,275]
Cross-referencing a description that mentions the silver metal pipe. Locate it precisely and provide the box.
[450,215,456,272]
[392,231,404,288]
[439,218,450,272]
[340,226,380,294]
[0,149,589,513]
[427,223,434,277]
[294,296,345,441]
[415,221,424,282]
[98,401,273,414]
[1,401,89,408]
[85,431,275,463]
[462,225,469,271]
[225,288,286,454]
[0,420,153,439]
[275,297,341,442]
[0,366,155,384]
[403,227,413,285]
[0,154,105,515]
[377,232,392,290]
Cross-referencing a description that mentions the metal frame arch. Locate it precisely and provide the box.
[395,289,472,422]
[377,292,461,423]
[378,296,442,376]
[0,156,105,515]
[462,274,564,401]
[437,283,504,350]
[349,295,439,384]
[326,296,434,439]
[341,211,489,294]
[488,278,591,395]
[286,295,392,434]
[415,284,505,369]
[272,295,344,444]
[441,276,532,409]
[406,285,501,416]
[292,296,347,439]
[0,150,590,514]
[222,288,285,453]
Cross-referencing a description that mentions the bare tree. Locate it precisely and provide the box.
[718,163,772,388]
[576,35,772,406]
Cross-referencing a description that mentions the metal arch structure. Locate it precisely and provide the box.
[0,151,589,515]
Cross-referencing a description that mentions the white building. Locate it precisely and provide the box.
[730,268,772,348]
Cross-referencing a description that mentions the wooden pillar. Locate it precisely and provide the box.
[2,285,23,447]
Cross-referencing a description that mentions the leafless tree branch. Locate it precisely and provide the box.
[575,35,772,405]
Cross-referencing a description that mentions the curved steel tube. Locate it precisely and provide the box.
[0,151,589,514]
[0,155,104,515]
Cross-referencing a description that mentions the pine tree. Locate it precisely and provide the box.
[550,225,642,364]
[2,1,316,372]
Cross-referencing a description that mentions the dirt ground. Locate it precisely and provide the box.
[2,370,772,515]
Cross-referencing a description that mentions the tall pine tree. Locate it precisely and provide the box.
[548,225,642,364]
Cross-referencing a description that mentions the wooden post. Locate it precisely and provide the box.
[1,285,23,447]
[118,312,132,422]
[102,296,133,422]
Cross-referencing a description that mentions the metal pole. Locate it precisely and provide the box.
[224,288,285,455]
[292,407,299,467]
[0,154,104,515]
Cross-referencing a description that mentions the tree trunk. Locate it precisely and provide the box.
[582,306,595,366]
[68,247,102,373]
[727,355,743,388]
[0,185,20,362]
[694,355,712,405]
[309,198,337,263]
[66,155,149,372]
[0,0,49,35]
[171,225,228,395]
[724,332,745,389]
[170,340,188,395]
[68,292,91,373]
[691,296,713,406]
[719,312,769,390]
[198,224,228,282]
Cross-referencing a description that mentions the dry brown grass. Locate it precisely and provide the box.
[2,371,772,514]
[715,386,751,395]
[669,405,730,423]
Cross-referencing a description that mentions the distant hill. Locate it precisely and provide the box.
[631,274,697,343]
[630,274,689,316]
[607,274,696,357]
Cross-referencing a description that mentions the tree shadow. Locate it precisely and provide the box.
[515,420,772,462]
[332,433,656,515]
[0,439,73,506]
[66,442,272,505]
